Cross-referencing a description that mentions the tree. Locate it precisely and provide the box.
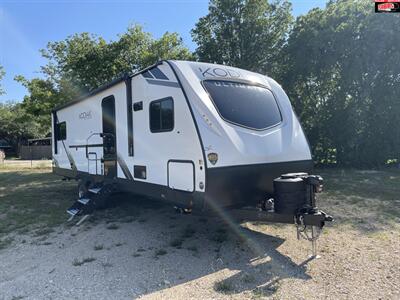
[0,102,41,151]
[16,25,193,136]
[14,76,71,134]
[40,25,193,93]
[191,0,292,77]
[0,65,5,95]
[283,0,400,166]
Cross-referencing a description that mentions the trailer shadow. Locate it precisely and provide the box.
[208,227,312,296]
[92,193,312,297]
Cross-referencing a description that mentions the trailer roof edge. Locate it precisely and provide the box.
[52,60,166,113]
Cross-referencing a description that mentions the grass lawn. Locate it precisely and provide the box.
[318,168,400,231]
[0,161,399,248]
[0,161,75,242]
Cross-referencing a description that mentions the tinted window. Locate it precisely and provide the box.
[203,80,282,130]
[57,122,66,140]
[150,97,174,132]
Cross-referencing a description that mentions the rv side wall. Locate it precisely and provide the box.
[52,62,206,209]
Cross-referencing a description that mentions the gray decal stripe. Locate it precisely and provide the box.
[65,148,77,171]
[117,155,134,180]
[146,79,180,88]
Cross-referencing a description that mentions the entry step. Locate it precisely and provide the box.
[67,208,80,216]
[66,198,94,217]
[88,187,102,194]
[77,198,91,205]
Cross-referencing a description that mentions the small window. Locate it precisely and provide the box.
[57,122,67,140]
[150,97,174,132]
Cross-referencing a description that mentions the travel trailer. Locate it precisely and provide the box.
[52,60,332,255]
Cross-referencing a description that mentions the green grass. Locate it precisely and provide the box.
[211,228,228,243]
[0,237,14,250]
[0,166,75,245]
[101,262,113,268]
[154,248,167,257]
[187,245,198,252]
[214,280,234,294]
[170,238,183,248]
[182,226,196,238]
[317,168,400,231]
[94,244,104,251]
[0,161,398,256]
[33,227,54,237]
[106,224,119,230]
[72,257,96,266]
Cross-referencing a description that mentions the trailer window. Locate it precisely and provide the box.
[150,97,174,132]
[203,80,282,130]
[57,122,67,140]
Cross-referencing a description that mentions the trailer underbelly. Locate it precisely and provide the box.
[54,158,313,212]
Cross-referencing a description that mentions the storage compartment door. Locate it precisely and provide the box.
[168,161,194,192]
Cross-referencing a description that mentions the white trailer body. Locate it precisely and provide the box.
[52,60,312,211]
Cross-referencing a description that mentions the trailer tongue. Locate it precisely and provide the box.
[228,173,333,258]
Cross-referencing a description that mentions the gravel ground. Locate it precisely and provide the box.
[0,198,399,300]
[0,167,399,299]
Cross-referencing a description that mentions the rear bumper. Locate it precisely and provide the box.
[204,159,313,210]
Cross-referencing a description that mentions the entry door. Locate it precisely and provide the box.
[102,96,117,178]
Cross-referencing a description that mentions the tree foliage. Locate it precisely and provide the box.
[0,102,41,150]
[282,0,400,166]
[191,0,292,77]
[41,25,192,93]
[16,25,193,135]
[10,3,400,167]
[0,65,5,95]
[193,0,399,167]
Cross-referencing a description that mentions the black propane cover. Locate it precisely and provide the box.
[273,172,320,215]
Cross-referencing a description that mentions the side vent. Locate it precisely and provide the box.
[133,101,143,111]
[134,165,147,179]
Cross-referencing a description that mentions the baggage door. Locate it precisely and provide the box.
[168,161,194,192]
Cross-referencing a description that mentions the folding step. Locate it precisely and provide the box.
[77,198,91,205]
[66,198,93,217]
[88,187,102,194]
[67,207,80,216]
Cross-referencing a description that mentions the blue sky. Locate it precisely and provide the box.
[0,0,326,102]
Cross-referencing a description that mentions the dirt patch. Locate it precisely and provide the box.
[0,167,399,299]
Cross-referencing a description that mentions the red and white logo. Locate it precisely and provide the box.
[375,0,400,13]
